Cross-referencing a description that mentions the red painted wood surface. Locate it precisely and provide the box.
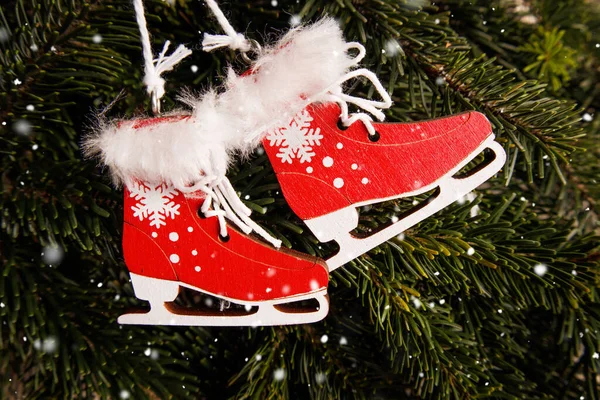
[262,103,493,220]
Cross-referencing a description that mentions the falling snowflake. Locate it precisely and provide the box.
[129,182,180,228]
[266,109,323,164]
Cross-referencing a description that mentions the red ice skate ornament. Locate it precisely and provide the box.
[82,0,331,326]
[262,105,506,271]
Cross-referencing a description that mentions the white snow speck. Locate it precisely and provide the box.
[282,284,290,294]
[256,354,262,361]
[271,0,278,6]
[169,254,180,263]
[152,232,158,238]
[187,226,193,232]
[315,372,326,384]
[320,334,329,343]
[351,163,358,170]
[13,119,32,135]
[361,177,369,184]
[119,390,131,399]
[582,113,593,122]
[397,233,405,241]
[336,142,343,149]
[497,309,503,314]
[41,337,58,353]
[26,104,35,111]
[419,372,425,377]
[439,299,446,305]
[92,34,102,43]
[323,156,334,167]
[13,78,22,85]
[169,232,179,242]
[435,76,445,86]
[572,270,577,276]
[593,352,599,359]
[194,266,201,272]
[333,178,344,188]
[0,303,4,308]
[289,15,301,26]
[435,18,440,24]
[310,279,319,291]
[467,247,475,255]
[306,166,313,173]
[42,245,64,265]
[534,263,547,276]
[266,287,272,293]
[339,336,348,345]
[190,65,199,73]
[0,28,9,42]
[273,368,286,381]
[384,39,402,56]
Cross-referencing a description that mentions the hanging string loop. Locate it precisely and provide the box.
[133,0,192,114]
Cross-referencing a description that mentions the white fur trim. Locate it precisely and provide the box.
[84,18,353,187]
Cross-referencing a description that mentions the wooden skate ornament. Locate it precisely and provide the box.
[262,104,506,271]
[117,178,329,326]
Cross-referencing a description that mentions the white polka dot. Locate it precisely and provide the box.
[306,166,313,173]
[266,287,272,293]
[187,226,193,232]
[333,178,344,188]
[336,142,343,149]
[169,232,179,242]
[169,254,180,263]
[282,285,290,294]
[194,266,201,272]
[351,163,358,170]
[322,156,333,167]
[151,232,158,238]
[361,178,369,184]
[192,249,198,256]
[310,279,320,290]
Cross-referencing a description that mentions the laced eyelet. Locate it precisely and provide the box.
[369,131,381,142]
[219,233,230,243]
[337,118,349,131]
[197,209,206,219]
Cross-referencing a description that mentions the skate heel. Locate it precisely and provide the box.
[304,206,358,242]
[129,273,179,303]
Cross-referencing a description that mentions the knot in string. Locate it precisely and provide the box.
[202,0,252,55]
[133,0,192,114]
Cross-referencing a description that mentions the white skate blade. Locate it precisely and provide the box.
[118,292,329,327]
[320,138,506,271]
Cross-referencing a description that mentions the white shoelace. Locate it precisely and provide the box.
[180,177,282,248]
[318,43,393,137]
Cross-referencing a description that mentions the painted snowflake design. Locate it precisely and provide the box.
[266,109,323,164]
[129,182,181,228]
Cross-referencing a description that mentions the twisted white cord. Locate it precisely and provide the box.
[181,177,282,248]
[133,0,192,105]
[202,0,252,53]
